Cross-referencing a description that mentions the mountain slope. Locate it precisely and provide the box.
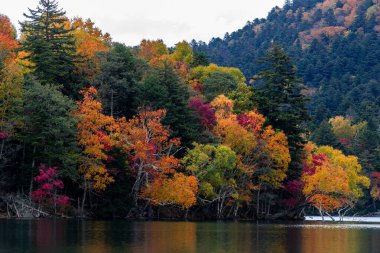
[193,0,380,123]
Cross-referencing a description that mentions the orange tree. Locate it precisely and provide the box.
[116,109,197,209]
[70,17,111,83]
[73,87,116,214]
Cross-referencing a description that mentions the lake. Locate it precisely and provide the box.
[1,219,380,253]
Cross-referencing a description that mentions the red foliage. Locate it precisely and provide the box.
[282,198,299,207]
[285,180,303,195]
[32,164,69,206]
[339,138,352,147]
[371,172,380,180]
[0,131,8,139]
[189,99,216,129]
[304,154,327,175]
[282,180,304,207]
[237,111,265,136]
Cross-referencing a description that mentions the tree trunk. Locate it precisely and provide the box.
[29,146,37,203]
[81,179,87,217]
[256,185,261,219]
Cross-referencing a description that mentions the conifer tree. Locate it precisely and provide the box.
[253,43,309,177]
[138,63,202,147]
[20,0,78,95]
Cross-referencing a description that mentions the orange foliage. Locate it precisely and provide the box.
[141,173,198,209]
[74,87,115,191]
[116,109,196,207]
[0,15,19,62]
[299,26,346,45]
[210,95,235,119]
[212,101,290,189]
[139,39,168,62]
[71,18,111,82]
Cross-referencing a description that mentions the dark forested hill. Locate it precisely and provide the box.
[193,0,380,123]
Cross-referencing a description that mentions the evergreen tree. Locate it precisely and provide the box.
[253,44,309,177]
[94,43,145,118]
[191,51,210,67]
[203,71,238,102]
[311,120,338,147]
[20,0,78,95]
[20,77,78,188]
[138,63,202,147]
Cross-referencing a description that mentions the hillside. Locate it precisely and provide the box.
[193,0,380,123]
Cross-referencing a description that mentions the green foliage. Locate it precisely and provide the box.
[20,0,79,95]
[21,77,78,178]
[203,71,238,102]
[172,41,193,64]
[190,63,246,84]
[94,42,145,118]
[191,51,210,67]
[137,63,202,147]
[253,44,309,176]
[183,143,241,215]
[227,83,254,114]
[311,120,339,147]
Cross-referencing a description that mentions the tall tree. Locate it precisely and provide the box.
[20,78,78,196]
[20,0,78,95]
[253,43,309,177]
[138,63,202,147]
[94,43,144,118]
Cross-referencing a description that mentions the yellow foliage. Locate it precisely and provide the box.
[210,95,235,119]
[141,173,198,209]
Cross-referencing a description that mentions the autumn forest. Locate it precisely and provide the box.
[0,0,379,220]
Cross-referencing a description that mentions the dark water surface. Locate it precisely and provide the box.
[1,219,380,253]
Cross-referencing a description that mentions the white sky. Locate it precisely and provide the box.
[3,0,285,46]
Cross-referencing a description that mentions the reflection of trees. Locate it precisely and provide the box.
[35,220,67,252]
[79,221,109,253]
[299,227,366,253]
[132,222,196,253]
[23,221,380,253]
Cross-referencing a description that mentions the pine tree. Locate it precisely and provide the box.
[253,43,309,177]
[21,77,78,184]
[138,63,202,147]
[20,0,78,95]
[311,120,338,147]
[93,43,144,118]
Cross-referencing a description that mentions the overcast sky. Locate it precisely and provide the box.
[3,0,285,46]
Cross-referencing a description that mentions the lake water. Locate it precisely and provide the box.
[1,219,380,253]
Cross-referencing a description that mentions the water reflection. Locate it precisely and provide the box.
[1,220,380,253]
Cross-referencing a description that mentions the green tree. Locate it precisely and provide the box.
[311,120,339,148]
[20,0,78,95]
[20,78,78,191]
[253,43,309,176]
[191,51,209,67]
[182,143,242,218]
[94,43,144,118]
[227,83,254,114]
[138,63,201,147]
[203,71,238,102]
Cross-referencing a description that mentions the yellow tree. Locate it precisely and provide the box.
[302,143,370,220]
[171,40,193,65]
[211,96,290,216]
[329,116,366,147]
